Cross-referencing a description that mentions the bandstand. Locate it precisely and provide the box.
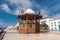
[17,9,42,33]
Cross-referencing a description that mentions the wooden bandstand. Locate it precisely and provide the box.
[17,9,42,33]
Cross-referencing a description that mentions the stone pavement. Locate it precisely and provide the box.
[3,31,60,40]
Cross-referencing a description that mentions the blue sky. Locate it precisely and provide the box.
[0,0,60,27]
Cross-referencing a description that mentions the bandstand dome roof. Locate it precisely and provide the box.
[24,9,35,14]
[18,9,42,20]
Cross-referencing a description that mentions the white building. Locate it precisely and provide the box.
[4,25,18,32]
[50,19,60,31]
[40,18,60,31]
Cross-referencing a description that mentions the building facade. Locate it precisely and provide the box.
[40,18,60,31]
[50,19,60,31]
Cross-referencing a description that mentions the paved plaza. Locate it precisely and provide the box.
[3,31,60,40]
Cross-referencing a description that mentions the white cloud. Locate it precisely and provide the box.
[4,0,42,15]
[40,8,49,18]
[52,13,60,19]
[1,3,49,18]
[3,0,34,15]
[14,7,22,15]
[1,0,49,18]
[5,0,32,10]
[1,4,20,15]
[1,4,11,13]
[31,1,41,10]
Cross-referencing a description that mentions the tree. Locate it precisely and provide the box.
[40,23,49,30]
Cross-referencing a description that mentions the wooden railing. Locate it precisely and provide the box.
[20,20,37,23]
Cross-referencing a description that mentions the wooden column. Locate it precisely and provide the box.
[34,15,36,33]
[26,15,28,33]
[34,15,36,23]
[20,18,22,23]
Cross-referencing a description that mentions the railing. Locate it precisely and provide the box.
[0,31,6,40]
[20,20,37,23]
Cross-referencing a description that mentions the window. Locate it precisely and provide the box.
[58,21,60,25]
[58,21,60,30]
[55,27,56,30]
[54,22,56,26]
[52,28,53,31]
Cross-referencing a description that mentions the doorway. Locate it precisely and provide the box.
[58,25,60,31]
